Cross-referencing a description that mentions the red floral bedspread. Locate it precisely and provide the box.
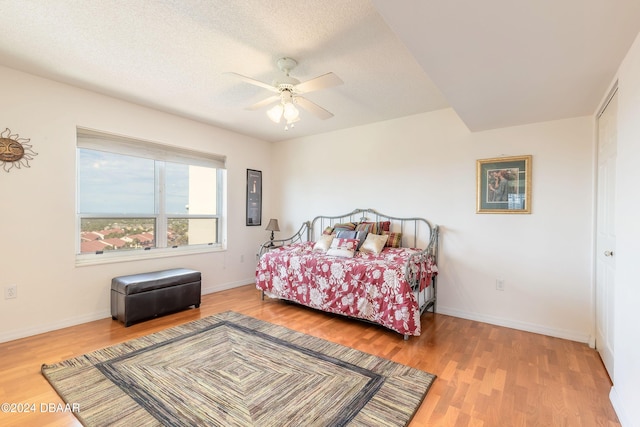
[255,242,436,336]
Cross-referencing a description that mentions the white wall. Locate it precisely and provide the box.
[0,66,272,342]
[272,108,595,342]
[609,31,640,427]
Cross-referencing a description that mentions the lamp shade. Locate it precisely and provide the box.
[265,218,280,232]
[283,102,299,121]
[267,104,284,123]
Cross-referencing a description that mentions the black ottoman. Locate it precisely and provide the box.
[111,268,201,327]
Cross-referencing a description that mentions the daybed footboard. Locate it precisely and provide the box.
[405,225,439,316]
[405,249,438,318]
[255,208,439,338]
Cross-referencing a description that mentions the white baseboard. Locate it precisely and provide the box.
[437,306,591,343]
[0,279,255,344]
[202,278,254,295]
[0,310,111,344]
[609,386,632,427]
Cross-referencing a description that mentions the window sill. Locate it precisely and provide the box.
[75,244,225,267]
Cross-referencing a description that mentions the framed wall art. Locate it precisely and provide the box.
[476,155,531,214]
[246,169,262,226]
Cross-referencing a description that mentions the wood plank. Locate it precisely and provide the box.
[0,284,620,426]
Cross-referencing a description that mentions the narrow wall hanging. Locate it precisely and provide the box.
[246,169,262,226]
[0,128,38,172]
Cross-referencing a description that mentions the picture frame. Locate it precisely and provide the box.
[476,155,531,214]
[246,169,262,226]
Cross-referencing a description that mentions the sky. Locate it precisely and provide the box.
[78,149,190,215]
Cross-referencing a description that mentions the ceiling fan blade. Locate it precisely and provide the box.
[225,72,278,93]
[295,72,343,94]
[246,95,280,110]
[295,96,334,120]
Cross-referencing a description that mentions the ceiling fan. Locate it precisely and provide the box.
[228,57,343,130]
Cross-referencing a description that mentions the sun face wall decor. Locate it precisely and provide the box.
[0,128,37,172]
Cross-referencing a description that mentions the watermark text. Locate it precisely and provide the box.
[1,402,80,413]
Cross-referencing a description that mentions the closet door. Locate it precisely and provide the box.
[595,89,617,379]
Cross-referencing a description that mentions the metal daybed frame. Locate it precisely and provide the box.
[257,208,439,338]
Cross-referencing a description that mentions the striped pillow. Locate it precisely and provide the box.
[355,222,373,233]
[332,222,357,231]
[357,221,391,235]
[322,226,334,235]
[383,231,402,248]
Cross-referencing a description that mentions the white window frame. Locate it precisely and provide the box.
[75,128,227,266]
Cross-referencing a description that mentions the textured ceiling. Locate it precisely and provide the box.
[0,1,638,142]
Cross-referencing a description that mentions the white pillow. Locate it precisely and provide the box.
[359,233,389,254]
[326,237,359,258]
[313,234,334,252]
[326,247,355,258]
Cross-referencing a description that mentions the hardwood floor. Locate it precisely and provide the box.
[0,284,619,426]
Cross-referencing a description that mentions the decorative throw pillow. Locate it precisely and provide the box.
[358,221,391,235]
[355,222,373,233]
[326,237,359,258]
[335,230,358,240]
[332,222,357,232]
[359,233,389,254]
[313,234,334,252]
[354,230,368,250]
[331,237,359,250]
[336,229,368,251]
[383,231,402,248]
[322,226,334,235]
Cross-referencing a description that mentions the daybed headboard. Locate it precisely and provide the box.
[309,208,438,255]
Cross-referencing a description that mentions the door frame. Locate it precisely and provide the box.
[592,82,618,379]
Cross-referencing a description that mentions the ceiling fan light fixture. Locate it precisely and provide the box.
[232,57,343,131]
[267,104,283,123]
[283,102,299,121]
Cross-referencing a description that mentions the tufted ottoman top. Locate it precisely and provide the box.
[111,268,201,295]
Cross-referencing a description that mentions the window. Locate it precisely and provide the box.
[76,129,226,262]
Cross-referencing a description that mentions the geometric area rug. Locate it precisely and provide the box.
[42,311,436,426]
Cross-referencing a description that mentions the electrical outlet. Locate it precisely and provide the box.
[4,284,17,299]
[240,254,245,263]
[496,279,505,291]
